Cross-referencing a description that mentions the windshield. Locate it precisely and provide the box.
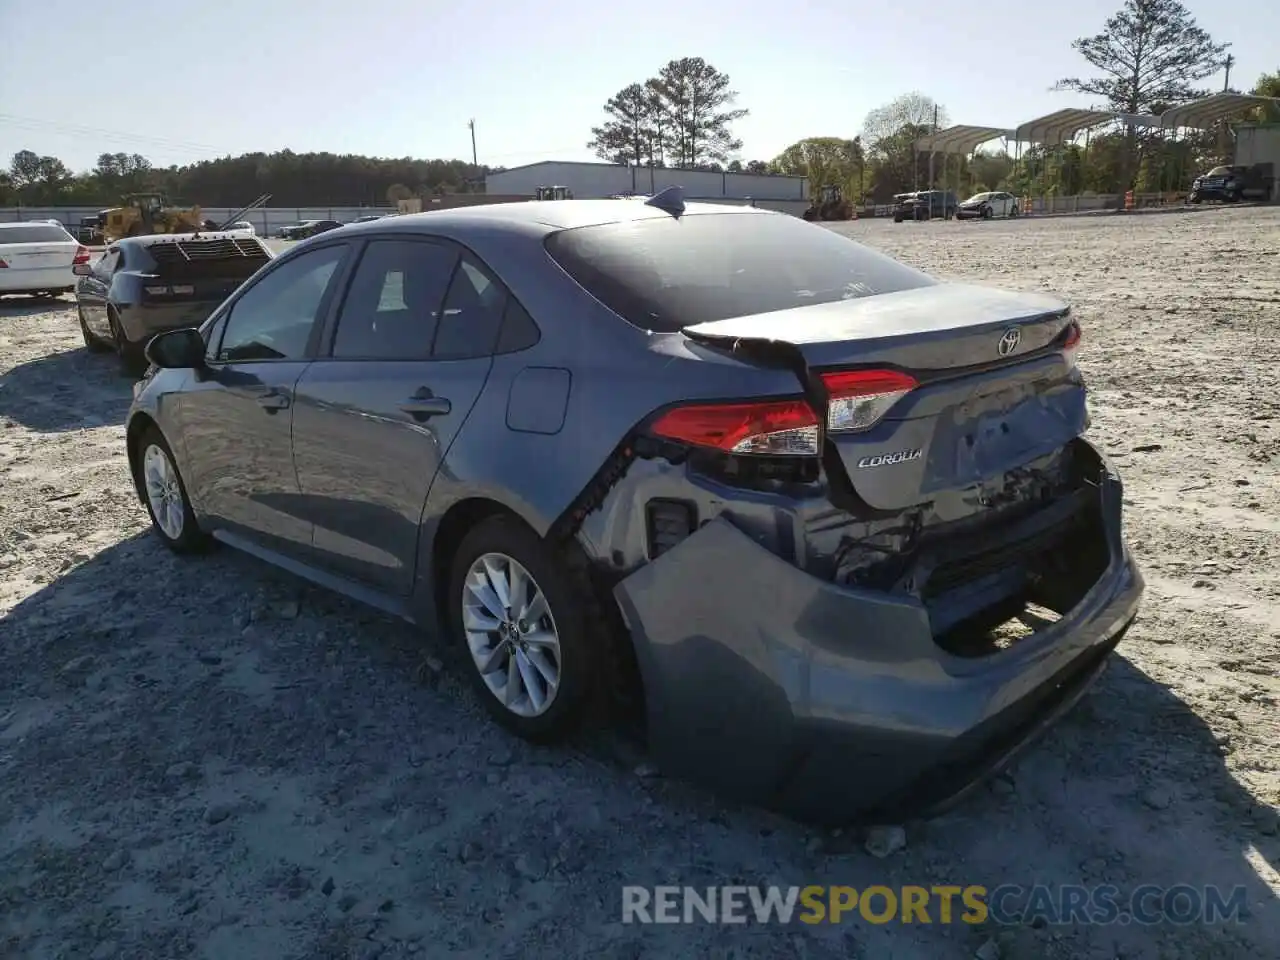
[964,192,992,203]
[0,224,74,244]
[544,212,936,333]
[1205,166,1235,176]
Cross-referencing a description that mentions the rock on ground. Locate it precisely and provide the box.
[0,207,1277,959]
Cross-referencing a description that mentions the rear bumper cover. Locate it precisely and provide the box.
[612,444,1142,824]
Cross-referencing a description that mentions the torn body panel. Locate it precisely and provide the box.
[607,443,1142,823]
[581,435,1139,823]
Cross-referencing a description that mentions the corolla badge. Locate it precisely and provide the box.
[997,327,1021,357]
[856,448,923,469]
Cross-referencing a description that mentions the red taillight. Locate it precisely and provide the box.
[72,245,91,265]
[650,399,821,456]
[1062,320,1082,367]
[0,258,7,268]
[820,368,918,433]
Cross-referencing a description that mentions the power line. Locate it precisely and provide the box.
[0,114,222,154]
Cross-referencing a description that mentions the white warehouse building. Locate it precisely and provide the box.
[484,160,810,212]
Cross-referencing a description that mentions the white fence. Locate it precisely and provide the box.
[0,206,399,236]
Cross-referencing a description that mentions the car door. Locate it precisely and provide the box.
[79,246,119,338]
[176,241,353,555]
[993,193,1010,217]
[290,236,504,595]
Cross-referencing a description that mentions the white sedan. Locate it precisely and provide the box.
[956,191,1020,220]
[0,221,90,298]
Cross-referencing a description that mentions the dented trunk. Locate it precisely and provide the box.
[682,282,1083,515]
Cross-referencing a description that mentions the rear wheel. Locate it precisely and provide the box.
[137,426,210,553]
[1009,205,1019,218]
[79,305,109,352]
[109,307,147,376]
[448,516,596,743]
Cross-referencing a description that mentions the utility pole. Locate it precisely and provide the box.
[1220,49,1235,160]
[468,118,478,167]
[1223,52,1235,93]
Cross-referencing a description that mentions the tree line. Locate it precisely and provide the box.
[586,1,1278,202]
[0,149,495,208]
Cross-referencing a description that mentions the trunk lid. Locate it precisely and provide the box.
[682,283,1084,512]
[0,242,76,270]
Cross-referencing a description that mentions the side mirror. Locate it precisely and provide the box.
[72,262,94,277]
[145,327,206,369]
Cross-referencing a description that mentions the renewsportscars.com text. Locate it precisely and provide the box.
[621,884,1249,926]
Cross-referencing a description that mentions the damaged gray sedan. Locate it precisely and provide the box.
[124,189,1143,824]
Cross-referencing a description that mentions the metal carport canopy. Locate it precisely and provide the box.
[915,125,1013,155]
[1013,108,1155,145]
[1158,92,1280,129]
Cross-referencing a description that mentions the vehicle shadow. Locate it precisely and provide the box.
[0,343,133,433]
[0,295,76,319]
[0,532,1275,958]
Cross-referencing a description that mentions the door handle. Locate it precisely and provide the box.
[255,391,290,411]
[398,388,451,421]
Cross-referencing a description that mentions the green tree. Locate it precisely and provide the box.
[650,57,748,168]
[587,83,656,166]
[1251,70,1280,122]
[1054,0,1228,113]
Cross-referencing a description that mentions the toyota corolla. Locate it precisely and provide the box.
[123,190,1143,824]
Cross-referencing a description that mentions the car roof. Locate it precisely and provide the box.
[333,198,771,239]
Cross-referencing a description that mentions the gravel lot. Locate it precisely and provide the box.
[1,207,1278,960]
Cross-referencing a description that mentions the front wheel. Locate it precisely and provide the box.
[137,426,211,553]
[448,516,597,743]
[981,206,993,220]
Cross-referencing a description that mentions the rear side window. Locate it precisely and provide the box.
[331,239,458,359]
[432,257,508,360]
[0,224,74,243]
[544,212,935,332]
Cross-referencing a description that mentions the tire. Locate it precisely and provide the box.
[109,307,147,376]
[893,215,903,223]
[79,305,109,352]
[136,425,211,554]
[447,515,597,743]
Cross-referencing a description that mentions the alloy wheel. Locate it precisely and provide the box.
[461,552,562,718]
[143,443,185,540]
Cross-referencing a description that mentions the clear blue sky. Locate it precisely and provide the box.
[0,0,1274,173]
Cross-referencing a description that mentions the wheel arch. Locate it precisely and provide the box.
[125,411,158,505]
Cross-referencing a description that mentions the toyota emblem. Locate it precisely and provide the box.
[997,327,1021,357]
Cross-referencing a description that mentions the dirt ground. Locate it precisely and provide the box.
[0,207,1277,960]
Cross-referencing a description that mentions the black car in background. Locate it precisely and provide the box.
[892,190,959,222]
[1189,163,1275,203]
[278,219,344,240]
[74,232,273,373]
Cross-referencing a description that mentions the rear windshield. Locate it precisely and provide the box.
[0,224,74,244]
[544,212,935,332]
[144,236,272,280]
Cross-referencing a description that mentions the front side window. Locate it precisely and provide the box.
[330,239,458,359]
[217,244,346,362]
[545,212,936,332]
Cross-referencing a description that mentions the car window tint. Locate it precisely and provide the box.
[431,257,508,360]
[96,249,120,275]
[218,244,346,362]
[331,239,457,359]
[495,297,540,354]
[545,212,935,332]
